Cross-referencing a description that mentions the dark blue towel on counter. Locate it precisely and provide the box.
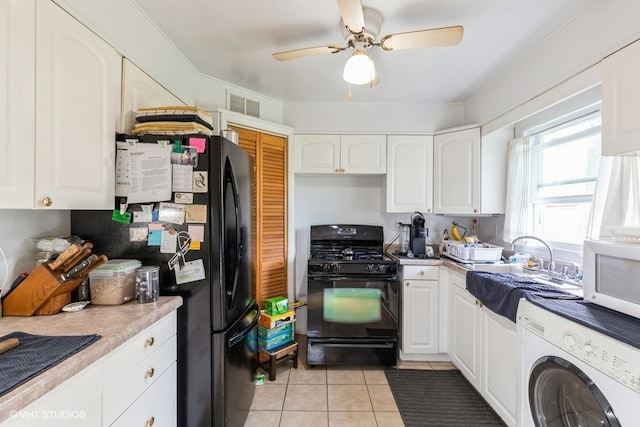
[525,293,640,350]
[0,332,101,397]
[465,271,579,322]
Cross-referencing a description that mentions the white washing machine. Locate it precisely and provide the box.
[517,298,640,427]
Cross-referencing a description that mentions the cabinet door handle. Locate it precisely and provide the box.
[145,336,155,348]
[405,281,409,287]
[145,416,155,427]
[42,197,52,207]
[145,367,155,379]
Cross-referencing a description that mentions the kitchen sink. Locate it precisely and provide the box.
[516,272,583,292]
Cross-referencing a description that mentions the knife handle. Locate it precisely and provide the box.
[48,244,81,271]
[62,247,92,273]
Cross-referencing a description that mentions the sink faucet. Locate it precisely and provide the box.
[509,235,554,273]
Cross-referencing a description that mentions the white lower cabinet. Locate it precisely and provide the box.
[103,311,177,426]
[447,268,516,426]
[481,308,517,426]
[400,265,439,359]
[111,362,177,427]
[0,311,178,427]
[0,357,104,427]
[449,279,481,389]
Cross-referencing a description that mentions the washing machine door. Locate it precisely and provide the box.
[529,356,620,427]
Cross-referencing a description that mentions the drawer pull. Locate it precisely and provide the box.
[145,416,155,427]
[145,337,155,348]
[419,270,425,276]
[145,368,155,379]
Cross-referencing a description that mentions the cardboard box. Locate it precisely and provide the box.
[264,296,288,315]
[258,322,293,339]
[258,310,295,329]
[258,329,294,351]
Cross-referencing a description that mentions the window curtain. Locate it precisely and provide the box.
[587,156,640,238]
[503,136,534,242]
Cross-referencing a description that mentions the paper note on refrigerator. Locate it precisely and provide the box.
[115,141,172,203]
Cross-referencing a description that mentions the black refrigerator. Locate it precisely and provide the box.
[71,135,258,427]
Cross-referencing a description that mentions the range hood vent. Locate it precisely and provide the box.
[229,93,260,118]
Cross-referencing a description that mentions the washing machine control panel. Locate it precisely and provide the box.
[521,303,640,394]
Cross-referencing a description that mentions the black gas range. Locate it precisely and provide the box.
[306,224,399,367]
[308,225,398,276]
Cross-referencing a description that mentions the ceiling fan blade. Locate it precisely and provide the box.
[380,26,464,51]
[337,0,365,34]
[273,45,343,61]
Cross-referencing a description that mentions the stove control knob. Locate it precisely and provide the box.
[332,264,341,272]
[321,264,331,272]
[365,264,375,272]
[376,264,387,272]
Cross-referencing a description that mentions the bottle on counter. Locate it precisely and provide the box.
[440,229,450,253]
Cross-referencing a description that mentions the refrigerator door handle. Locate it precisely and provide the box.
[227,303,260,348]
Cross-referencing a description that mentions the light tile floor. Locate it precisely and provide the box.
[245,336,456,427]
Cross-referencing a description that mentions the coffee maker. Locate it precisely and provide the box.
[410,212,429,257]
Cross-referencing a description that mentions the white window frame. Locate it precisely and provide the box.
[527,108,601,255]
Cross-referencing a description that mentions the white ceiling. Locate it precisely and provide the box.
[133,0,601,104]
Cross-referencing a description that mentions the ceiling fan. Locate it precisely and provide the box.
[272,0,464,86]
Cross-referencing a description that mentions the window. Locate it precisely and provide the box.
[529,112,601,247]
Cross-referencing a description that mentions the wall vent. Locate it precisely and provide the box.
[229,93,260,118]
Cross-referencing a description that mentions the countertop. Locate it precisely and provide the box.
[0,296,183,423]
[386,250,470,274]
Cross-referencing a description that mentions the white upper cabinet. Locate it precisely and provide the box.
[433,126,507,215]
[0,0,35,209]
[340,135,386,173]
[295,134,386,174]
[120,58,185,134]
[602,39,640,156]
[386,135,434,213]
[434,126,481,214]
[0,0,121,209]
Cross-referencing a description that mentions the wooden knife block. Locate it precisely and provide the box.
[3,264,85,316]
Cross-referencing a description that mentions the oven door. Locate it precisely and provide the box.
[306,275,399,366]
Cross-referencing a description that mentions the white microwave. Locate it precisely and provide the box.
[583,239,640,319]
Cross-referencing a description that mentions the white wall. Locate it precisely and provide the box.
[284,102,465,134]
[0,210,69,298]
[292,173,497,332]
[465,0,640,130]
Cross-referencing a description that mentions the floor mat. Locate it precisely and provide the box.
[385,369,507,426]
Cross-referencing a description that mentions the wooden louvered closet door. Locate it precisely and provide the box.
[232,126,288,306]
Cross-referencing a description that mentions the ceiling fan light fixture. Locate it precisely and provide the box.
[343,50,376,85]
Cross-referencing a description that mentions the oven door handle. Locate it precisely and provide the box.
[308,275,398,282]
[309,341,395,349]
